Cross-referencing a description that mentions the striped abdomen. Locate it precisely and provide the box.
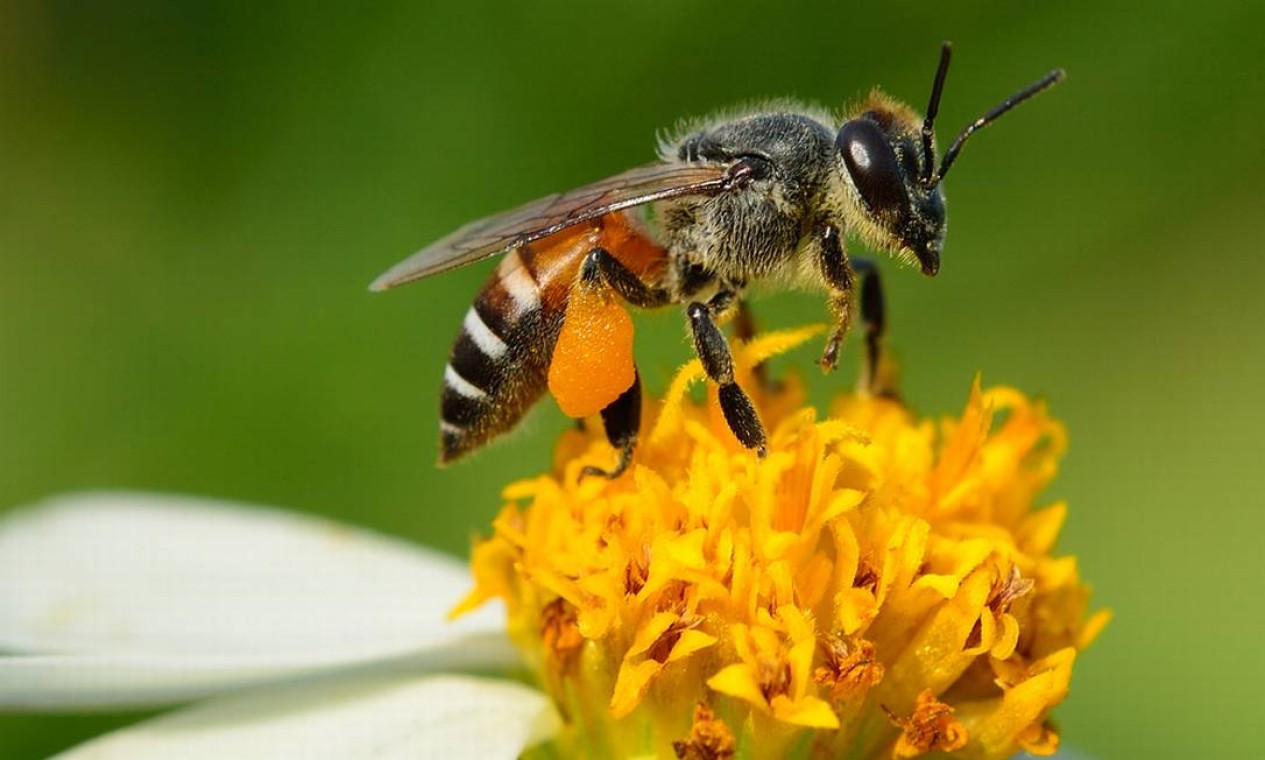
[439,212,666,462]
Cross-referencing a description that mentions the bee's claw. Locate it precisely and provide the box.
[579,443,634,481]
[820,336,842,372]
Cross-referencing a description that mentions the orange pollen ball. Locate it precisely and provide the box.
[548,283,636,418]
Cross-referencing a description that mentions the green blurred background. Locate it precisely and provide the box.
[2,1,1262,756]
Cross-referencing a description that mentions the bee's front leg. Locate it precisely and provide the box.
[850,257,890,396]
[687,300,767,457]
[818,224,855,372]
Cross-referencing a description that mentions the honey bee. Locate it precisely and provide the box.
[372,43,1063,478]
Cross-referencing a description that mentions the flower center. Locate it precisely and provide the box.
[455,326,1108,759]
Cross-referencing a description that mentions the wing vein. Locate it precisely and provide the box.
[369,162,735,291]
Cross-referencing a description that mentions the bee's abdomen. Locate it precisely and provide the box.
[437,213,668,462]
[438,247,575,463]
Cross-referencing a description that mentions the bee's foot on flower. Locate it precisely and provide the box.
[578,443,634,481]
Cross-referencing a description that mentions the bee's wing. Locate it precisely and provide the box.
[369,162,736,291]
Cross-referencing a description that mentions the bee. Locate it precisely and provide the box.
[371,43,1063,478]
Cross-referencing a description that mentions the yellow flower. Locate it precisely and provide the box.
[455,326,1108,759]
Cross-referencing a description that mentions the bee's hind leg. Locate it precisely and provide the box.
[580,247,672,307]
[580,369,642,480]
[573,247,665,480]
[687,301,768,457]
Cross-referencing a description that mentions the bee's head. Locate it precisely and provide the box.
[835,43,1064,277]
[837,99,946,275]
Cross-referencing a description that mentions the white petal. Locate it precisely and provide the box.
[0,631,519,710]
[55,672,559,759]
[0,492,502,658]
[0,492,521,707]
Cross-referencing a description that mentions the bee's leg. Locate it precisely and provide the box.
[817,224,860,372]
[580,368,641,480]
[687,301,768,456]
[733,300,781,392]
[571,248,661,479]
[580,247,672,307]
[851,257,889,396]
[733,299,758,342]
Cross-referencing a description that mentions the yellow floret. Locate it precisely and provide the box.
[456,326,1107,759]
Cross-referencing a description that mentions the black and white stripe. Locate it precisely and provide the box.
[440,304,507,444]
[461,306,508,360]
[498,250,543,317]
[439,264,552,462]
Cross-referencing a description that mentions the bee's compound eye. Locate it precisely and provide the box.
[837,119,908,220]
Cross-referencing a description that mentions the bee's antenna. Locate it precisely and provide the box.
[931,68,1066,187]
[920,42,952,185]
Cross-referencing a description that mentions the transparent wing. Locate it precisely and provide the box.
[370,162,737,291]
